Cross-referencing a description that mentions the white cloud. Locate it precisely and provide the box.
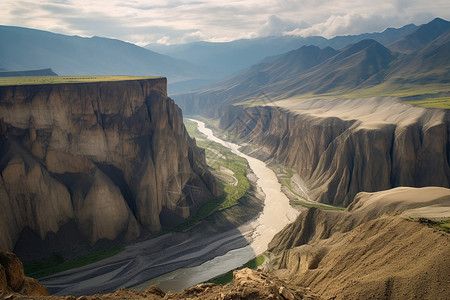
[1,0,449,45]
[258,15,308,37]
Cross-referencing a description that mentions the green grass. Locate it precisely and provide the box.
[290,200,345,211]
[273,164,345,211]
[238,82,450,110]
[405,97,450,109]
[210,255,265,285]
[184,118,251,211]
[24,246,125,279]
[419,218,450,233]
[170,196,226,232]
[433,220,450,233]
[0,75,163,86]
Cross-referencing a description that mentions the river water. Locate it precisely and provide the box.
[132,119,298,292]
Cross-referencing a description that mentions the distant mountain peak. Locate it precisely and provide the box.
[388,17,450,53]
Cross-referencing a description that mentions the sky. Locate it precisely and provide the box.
[2,0,449,46]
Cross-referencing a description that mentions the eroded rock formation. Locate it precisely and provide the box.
[220,97,450,206]
[0,78,219,260]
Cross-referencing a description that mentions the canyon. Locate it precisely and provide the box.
[2,186,449,299]
[0,17,449,300]
[0,78,219,261]
[218,97,450,207]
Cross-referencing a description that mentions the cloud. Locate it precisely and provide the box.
[258,15,308,37]
[1,0,449,45]
[284,13,400,38]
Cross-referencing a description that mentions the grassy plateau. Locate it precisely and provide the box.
[0,75,163,86]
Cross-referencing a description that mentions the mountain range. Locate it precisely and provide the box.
[174,18,450,115]
[0,26,212,93]
[0,20,429,94]
[146,23,417,79]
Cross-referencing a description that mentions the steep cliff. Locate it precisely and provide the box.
[220,97,450,206]
[267,187,450,299]
[0,78,219,260]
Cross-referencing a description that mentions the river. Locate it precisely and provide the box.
[132,119,298,292]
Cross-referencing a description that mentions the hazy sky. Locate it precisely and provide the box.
[2,0,449,46]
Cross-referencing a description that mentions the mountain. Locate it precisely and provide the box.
[325,23,418,49]
[146,23,417,79]
[389,17,450,53]
[387,31,450,85]
[146,36,328,78]
[174,39,399,115]
[0,68,57,77]
[0,21,422,95]
[281,39,397,95]
[174,18,450,116]
[0,26,211,93]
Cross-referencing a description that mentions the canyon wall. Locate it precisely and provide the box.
[0,78,219,260]
[219,97,450,206]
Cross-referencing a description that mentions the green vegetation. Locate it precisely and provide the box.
[184,118,250,211]
[24,246,125,279]
[290,200,345,211]
[167,118,251,233]
[405,97,450,109]
[240,83,450,110]
[433,220,450,233]
[0,75,162,86]
[273,164,345,211]
[210,255,265,285]
[419,218,450,233]
[170,195,226,232]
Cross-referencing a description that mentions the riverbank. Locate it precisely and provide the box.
[39,119,262,296]
[40,119,297,295]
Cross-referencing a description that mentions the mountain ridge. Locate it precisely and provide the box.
[145,22,418,79]
[0,26,212,93]
[174,18,450,116]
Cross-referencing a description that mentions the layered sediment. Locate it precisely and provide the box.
[219,97,450,206]
[0,78,219,260]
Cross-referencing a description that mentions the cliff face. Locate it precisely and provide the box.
[220,97,450,206]
[0,78,219,259]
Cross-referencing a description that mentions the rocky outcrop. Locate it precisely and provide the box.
[1,267,319,299]
[0,251,49,296]
[0,78,219,260]
[268,187,450,299]
[220,97,450,206]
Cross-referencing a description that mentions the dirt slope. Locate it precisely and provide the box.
[269,187,450,299]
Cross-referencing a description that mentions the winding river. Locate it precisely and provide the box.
[132,119,298,292]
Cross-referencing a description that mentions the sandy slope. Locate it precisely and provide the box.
[270,187,450,299]
[275,97,446,129]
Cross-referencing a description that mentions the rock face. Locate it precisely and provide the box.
[0,78,219,259]
[220,97,450,206]
[268,187,450,299]
[0,251,49,296]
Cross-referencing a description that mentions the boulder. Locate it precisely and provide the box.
[0,251,24,291]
